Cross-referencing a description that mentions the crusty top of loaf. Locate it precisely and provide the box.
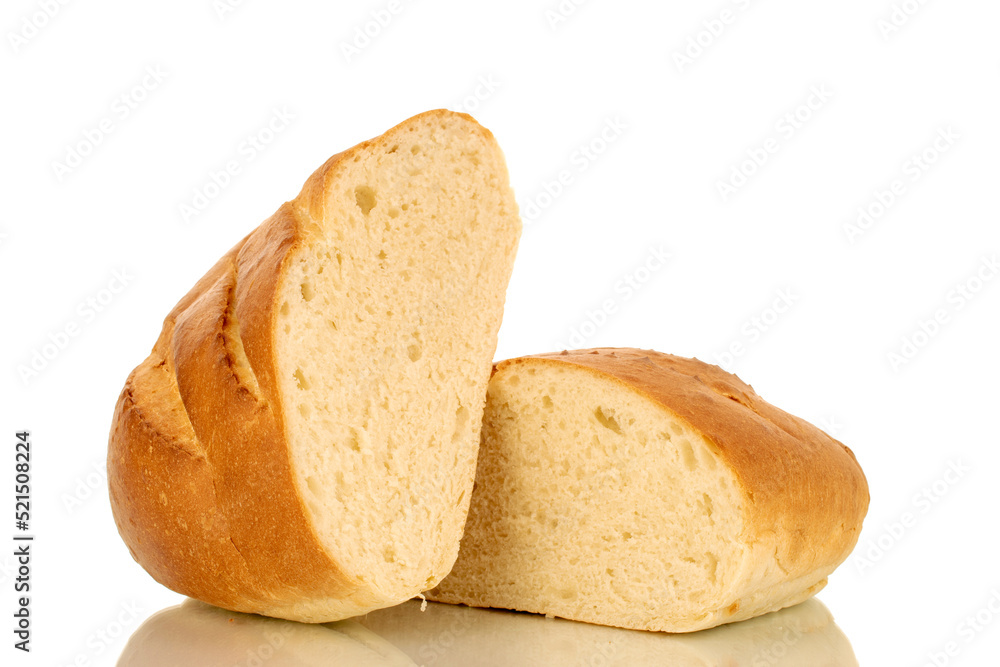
[495,348,869,590]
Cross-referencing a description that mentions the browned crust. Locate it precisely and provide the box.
[107,109,495,618]
[108,205,348,616]
[498,348,869,594]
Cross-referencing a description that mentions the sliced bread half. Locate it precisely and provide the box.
[428,348,868,632]
[108,110,521,622]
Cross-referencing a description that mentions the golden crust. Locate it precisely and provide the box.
[108,110,492,620]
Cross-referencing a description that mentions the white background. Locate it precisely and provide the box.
[2,0,999,665]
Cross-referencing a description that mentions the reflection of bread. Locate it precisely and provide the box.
[117,600,416,667]
[107,110,521,622]
[119,597,856,667]
[430,349,869,632]
[359,598,859,666]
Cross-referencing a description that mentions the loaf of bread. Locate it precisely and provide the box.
[428,348,869,632]
[107,110,521,622]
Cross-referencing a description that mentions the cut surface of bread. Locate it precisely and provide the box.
[428,348,868,633]
[108,110,520,622]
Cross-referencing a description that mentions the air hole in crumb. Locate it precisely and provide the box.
[678,439,697,470]
[377,250,387,260]
[293,368,310,390]
[354,185,377,215]
[594,407,622,434]
[298,403,311,418]
[727,601,740,615]
[670,423,684,436]
[541,395,553,409]
[387,144,399,154]
[305,475,323,497]
[387,207,401,218]
[407,343,422,362]
[411,144,422,154]
[706,553,719,583]
[453,167,462,175]
[300,281,315,302]
[507,374,521,387]
[347,429,363,452]
[280,301,290,316]
[701,493,714,517]
[401,203,410,211]
[452,406,469,443]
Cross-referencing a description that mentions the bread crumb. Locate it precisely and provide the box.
[417,593,427,612]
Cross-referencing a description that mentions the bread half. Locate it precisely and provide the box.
[107,110,521,622]
[428,348,868,632]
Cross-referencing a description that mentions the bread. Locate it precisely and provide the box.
[428,348,869,632]
[360,598,858,666]
[107,110,521,622]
